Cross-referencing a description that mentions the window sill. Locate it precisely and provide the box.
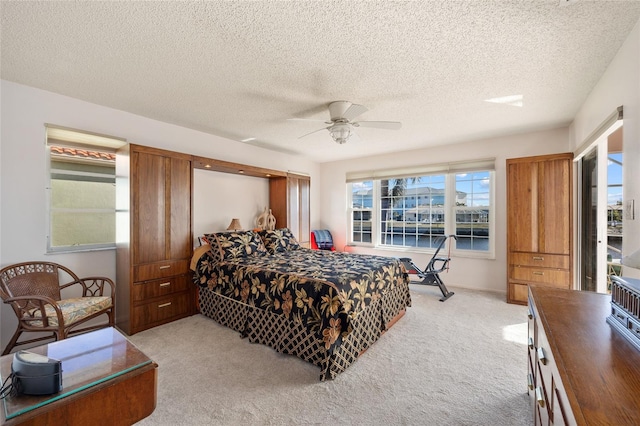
[346,243,494,260]
[46,246,116,255]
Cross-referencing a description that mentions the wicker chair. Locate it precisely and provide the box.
[0,261,115,355]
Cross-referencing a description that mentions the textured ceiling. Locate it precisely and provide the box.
[2,1,640,163]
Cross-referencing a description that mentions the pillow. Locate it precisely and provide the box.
[203,230,267,260]
[259,228,300,254]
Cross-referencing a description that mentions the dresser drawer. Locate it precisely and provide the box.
[536,330,554,399]
[132,274,191,302]
[628,316,640,340]
[527,304,537,372]
[132,293,190,327]
[134,259,190,282]
[511,252,569,269]
[511,267,570,286]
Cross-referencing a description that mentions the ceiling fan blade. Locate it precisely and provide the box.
[353,121,402,130]
[287,118,330,123]
[298,126,330,139]
[342,103,368,121]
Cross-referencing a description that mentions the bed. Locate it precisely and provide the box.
[191,228,411,381]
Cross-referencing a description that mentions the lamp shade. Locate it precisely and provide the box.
[329,123,352,144]
[227,218,242,231]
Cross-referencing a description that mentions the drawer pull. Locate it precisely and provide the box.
[527,373,534,391]
[159,282,171,287]
[158,302,172,308]
[159,265,171,270]
[532,256,544,261]
[532,271,544,276]
[528,337,534,350]
[535,387,546,407]
[537,347,547,365]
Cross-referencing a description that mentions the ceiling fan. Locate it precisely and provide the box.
[289,101,402,144]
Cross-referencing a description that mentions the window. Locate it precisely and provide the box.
[380,175,446,248]
[454,171,491,251]
[347,161,495,256]
[46,126,126,253]
[351,180,373,243]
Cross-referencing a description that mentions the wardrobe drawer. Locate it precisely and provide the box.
[134,259,190,282]
[133,293,190,326]
[511,267,569,286]
[132,274,190,302]
[511,252,569,269]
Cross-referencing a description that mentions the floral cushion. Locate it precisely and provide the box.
[204,231,267,260]
[25,296,112,327]
[259,228,300,254]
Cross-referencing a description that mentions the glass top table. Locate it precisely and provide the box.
[1,327,153,421]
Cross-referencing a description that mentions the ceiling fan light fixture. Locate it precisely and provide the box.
[329,123,352,144]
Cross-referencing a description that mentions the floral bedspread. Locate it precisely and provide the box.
[193,248,410,353]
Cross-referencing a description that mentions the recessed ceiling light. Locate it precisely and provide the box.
[241,137,256,142]
[485,94,523,107]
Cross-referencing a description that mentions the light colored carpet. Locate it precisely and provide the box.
[130,285,531,425]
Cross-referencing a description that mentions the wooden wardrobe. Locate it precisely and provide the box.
[116,144,195,335]
[506,153,573,304]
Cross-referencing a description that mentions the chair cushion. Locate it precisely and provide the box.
[312,230,334,250]
[25,297,112,327]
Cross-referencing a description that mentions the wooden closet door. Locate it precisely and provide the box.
[133,152,167,264]
[168,156,191,260]
[507,161,538,253]
[539,158,571,255]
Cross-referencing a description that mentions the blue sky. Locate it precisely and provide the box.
[608,153,623,205]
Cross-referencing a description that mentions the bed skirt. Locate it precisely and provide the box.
[198,282,411,381]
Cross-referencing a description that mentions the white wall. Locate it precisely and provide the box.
[193,169,270,245]
[0,81,320,349]
[319,127,571,294]
[571,18,640,279]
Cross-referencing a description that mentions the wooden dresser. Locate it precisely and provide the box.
[507,153,573,304]
[527,286,640,425]
[116,144,195,335]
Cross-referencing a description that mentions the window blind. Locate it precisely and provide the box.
[345,158,495,183]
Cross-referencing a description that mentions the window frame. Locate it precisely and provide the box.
[45,125,125,254]
[347,168,495,259]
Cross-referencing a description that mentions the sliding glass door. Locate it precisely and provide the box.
[580,148,598,291]
[578,123,623,293]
